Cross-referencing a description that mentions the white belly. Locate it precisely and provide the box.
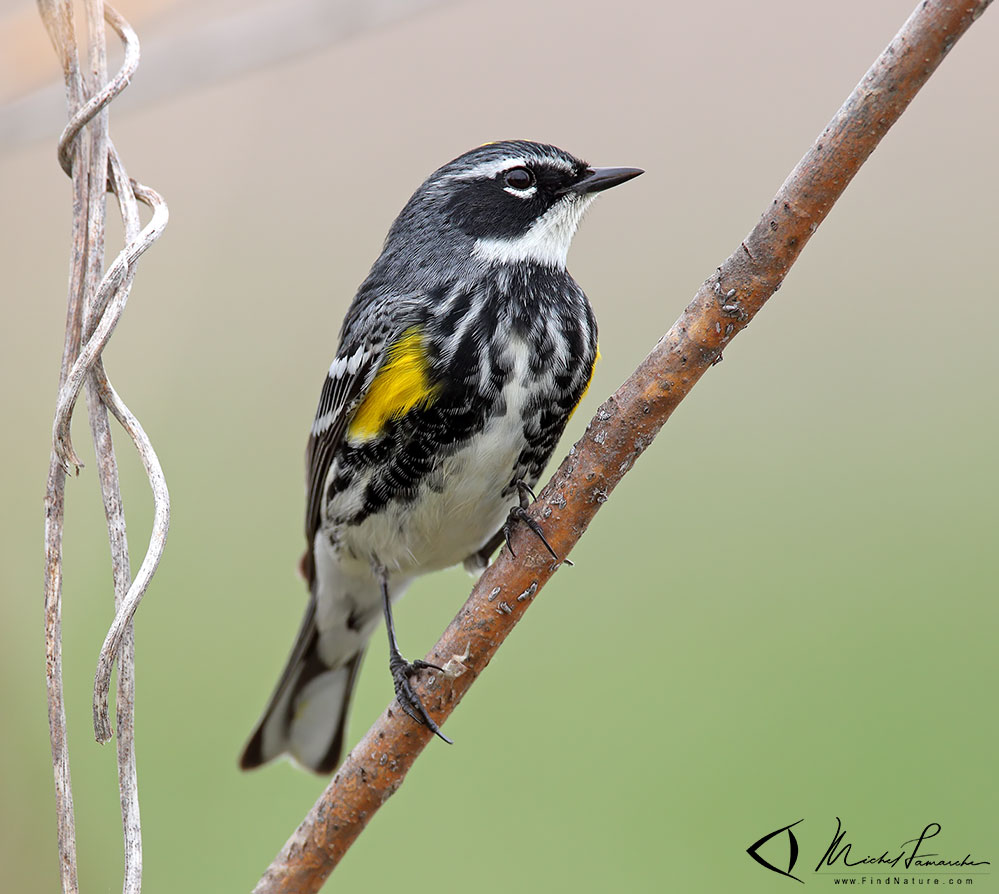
[339,338,534,575]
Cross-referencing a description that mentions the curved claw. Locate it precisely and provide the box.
[411,658,446,674]
[391,658,453,745]
[502,478,573,565]
[504,506,559,563]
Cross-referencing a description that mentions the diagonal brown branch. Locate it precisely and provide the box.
[253,1,992,890]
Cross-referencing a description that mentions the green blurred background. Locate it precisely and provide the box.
[1,0,996,890]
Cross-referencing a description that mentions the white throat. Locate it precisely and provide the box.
[472,194,596,269]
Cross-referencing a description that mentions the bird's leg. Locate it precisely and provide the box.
[378,568,452,744]
[503,480,572,565]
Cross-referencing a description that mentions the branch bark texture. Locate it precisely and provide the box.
[254,1,992,891]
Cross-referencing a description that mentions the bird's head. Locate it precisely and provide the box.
[382,141,643,273]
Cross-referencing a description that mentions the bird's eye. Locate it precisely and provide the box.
[503,167,535,191]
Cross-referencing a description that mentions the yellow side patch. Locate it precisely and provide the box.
[569,344,600,419]
[347,327,439,442]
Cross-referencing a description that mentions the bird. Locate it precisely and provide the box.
[239,140,642,773]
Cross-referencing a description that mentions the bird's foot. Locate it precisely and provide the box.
[503,480,572,566]
[389,652,452,744]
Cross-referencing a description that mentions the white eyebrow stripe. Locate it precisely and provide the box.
[452,157,529,180]
[452,153,576,181]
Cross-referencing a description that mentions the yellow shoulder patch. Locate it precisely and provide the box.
[347,327,439,442]
[569,343,600,419]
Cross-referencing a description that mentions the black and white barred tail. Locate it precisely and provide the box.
[239,601,364,774]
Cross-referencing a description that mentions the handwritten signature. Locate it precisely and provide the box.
[816,818,991,872]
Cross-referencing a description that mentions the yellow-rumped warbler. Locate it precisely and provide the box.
[240,141,641,773]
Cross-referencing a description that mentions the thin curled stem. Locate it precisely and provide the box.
[51,169,168,474]
[56,5,138,179]
[38,3,169,893]
[90,182,171,745]
[38,1,91,887]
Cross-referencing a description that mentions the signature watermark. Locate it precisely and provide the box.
[748,818,990,885]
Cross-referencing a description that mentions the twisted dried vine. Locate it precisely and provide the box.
[38,3,169,892]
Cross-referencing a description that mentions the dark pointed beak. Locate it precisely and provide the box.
[568,166,644,196]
